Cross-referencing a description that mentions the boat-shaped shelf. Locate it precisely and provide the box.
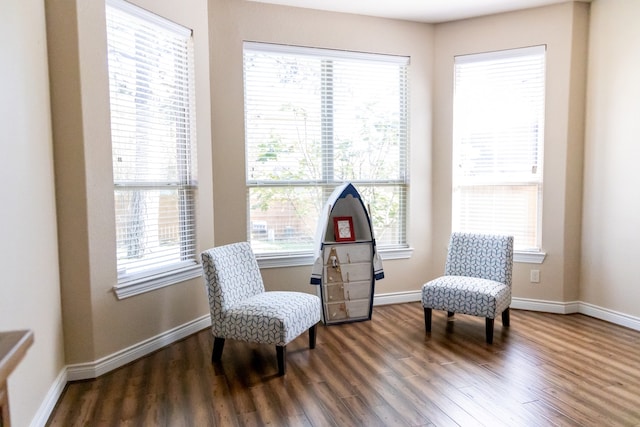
[310,183,384,325]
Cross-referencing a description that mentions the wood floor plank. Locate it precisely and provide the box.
[522,399,587,427]
[304,346,360,398]
[385,372,473,427]
[247,383,283,425]
[283,373,340,426]
[456,383,542,426]
[341,394,387,427]
[318,343,387,408]
[308,381,364,426]
[366,400,418,427]
[264,379,305,420]
[209,375,240,427]
[47,303,640,426]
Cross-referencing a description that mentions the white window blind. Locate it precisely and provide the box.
[243,42,409,257]
[452,45,546,251]
[106,0,198,291]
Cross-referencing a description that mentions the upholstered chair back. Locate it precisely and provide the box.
[444,232,514,287]
[201,242,265,324]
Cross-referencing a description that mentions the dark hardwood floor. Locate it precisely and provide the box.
[47,302,640,426]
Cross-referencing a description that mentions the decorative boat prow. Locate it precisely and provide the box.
[310,183,384,324]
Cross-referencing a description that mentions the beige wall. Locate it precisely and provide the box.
[10,0,640,423]
[43,0,595,368]
[433,2,589,303]
[46,0,434,368]
[47,0,214,364]
[209,0,436,294]
[0,1,65,426]
[581,0,640,317]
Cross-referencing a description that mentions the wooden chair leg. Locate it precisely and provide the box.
[309,324,317,349]
[212,337,225,363]
[502,307,510,327]
[276,345,286,376]
[485,318,494,344]
[424,307,432,332]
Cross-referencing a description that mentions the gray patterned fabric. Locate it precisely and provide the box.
[201,242,321,346]
[422,233,514,319]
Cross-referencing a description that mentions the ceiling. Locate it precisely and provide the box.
[248,0,582,24]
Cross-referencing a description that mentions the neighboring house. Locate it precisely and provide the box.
[2,0,638,426]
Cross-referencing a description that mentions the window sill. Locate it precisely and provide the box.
[256,246,414,269]
[113,263,202,299]
[256,247,540,268]
[514,250,546,264]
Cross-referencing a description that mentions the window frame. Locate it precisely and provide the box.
[451,45,547,263]
[243,42,412,266]
[106,0,201,298]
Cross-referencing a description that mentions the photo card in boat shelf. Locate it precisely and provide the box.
[333,216,355,242]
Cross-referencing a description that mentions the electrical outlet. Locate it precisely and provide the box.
[530,269,540,283]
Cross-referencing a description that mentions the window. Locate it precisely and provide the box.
[452,45,546,253]
[243,42,409,259]
[106,0,199,297]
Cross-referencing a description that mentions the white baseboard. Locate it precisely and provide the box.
[29,367,67,427]
[578,301,640,331]
[66,314,211,381]
[374,290,421,305]
[374,291,581,313]
[32,293,640,426]
[373,291,640,332]
[57,295,640,382]
[31,315,210,426]
[510,297,580,314]
[511,297,640,331]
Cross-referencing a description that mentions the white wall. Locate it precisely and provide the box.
[0,1,65,426]
[581,0,640,317]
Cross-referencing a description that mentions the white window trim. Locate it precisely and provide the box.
[113,263,201,299]
[107,0,191,37]
[244,41,410,64]
[256,246,413,269]
[452,44,546,252]
[253,246,541,269]
[244,42,410,259]
[106,0,199,298]
[514,250,546,264]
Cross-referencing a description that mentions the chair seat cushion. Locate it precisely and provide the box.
[421,275,511,319]
[220,291,321,346]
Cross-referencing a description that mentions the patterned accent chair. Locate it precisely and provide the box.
[201,242,321,375]
[421,232,514,344]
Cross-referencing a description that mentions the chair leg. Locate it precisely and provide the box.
[309,324,317,349]
[276,345,286,376]
[485,318,494,344]
[212,337,225,363]
[502,307,510,327]
[424,307,432,332]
